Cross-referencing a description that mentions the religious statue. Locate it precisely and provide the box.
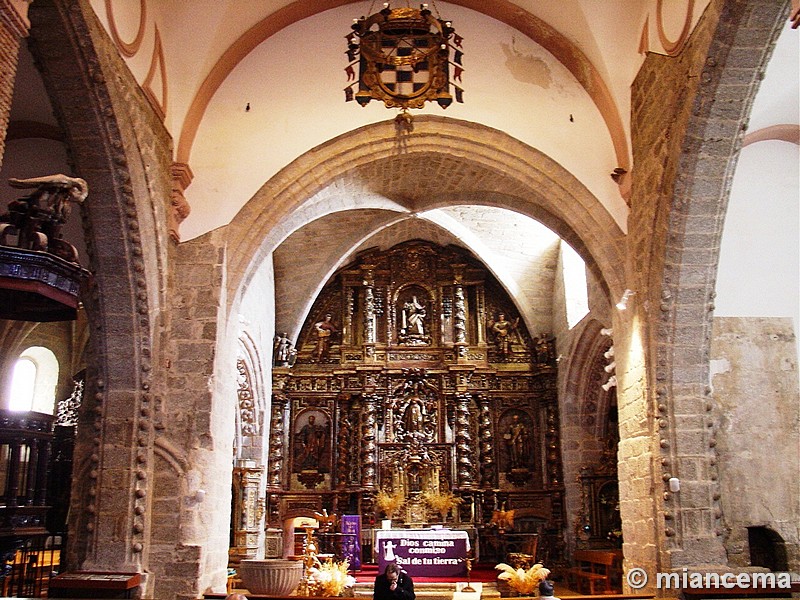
[390,369,438,443]
[534,334,554,365]
[0,174,88,263]
[401,295,426,337]
[490,313,520,360]
[297,414,327,470]
[273,332,295,366]
[504,414,530,471]
[402,395,426,435]
[313,314,337,362]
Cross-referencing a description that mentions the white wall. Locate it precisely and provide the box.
[715,139,799,363]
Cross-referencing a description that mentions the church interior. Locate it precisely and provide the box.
[0,0,797,599]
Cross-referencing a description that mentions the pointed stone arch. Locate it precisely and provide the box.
[27,0,173,590]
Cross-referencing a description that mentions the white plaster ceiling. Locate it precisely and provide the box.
[81,0,732,241]
[3,0,797,337]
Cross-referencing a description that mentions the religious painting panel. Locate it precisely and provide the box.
[291,408,332,490]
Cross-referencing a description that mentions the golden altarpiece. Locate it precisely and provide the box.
[267,241,563,562]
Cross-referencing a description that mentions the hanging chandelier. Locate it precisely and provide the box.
[344,2,464,111]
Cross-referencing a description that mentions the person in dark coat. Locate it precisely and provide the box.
[374,563,415,600]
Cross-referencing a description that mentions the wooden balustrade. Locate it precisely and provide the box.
[0,410,55,538]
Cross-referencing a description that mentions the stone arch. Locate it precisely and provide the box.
[560,319,617,554]
[27,0,173,584]
[657,0,790,564]
[625,0,792,573]
[226,116,627,321]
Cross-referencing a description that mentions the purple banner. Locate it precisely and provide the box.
[376,529,468,577]
[341,515,362,569]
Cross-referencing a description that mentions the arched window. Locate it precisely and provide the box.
[10,358,36,411]
[561,242,589,329]
[8,347,59,414]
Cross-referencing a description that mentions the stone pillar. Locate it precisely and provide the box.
[455,392,475,489]
[230,461,264,563]
[452,265,467,357]
[267,393,287,488]
[360,394,378,489]
[477,395,496,489]
[362,266,376,359]
[0,0,30,169]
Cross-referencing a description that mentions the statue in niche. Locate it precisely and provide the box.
[503,413,531,472]
[403,395,426,435]
[397,289,430,346]
[402,295,426,336]
[390,370,438,443]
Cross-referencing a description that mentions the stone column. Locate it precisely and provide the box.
[362,266,376,359]
[230,461,264,563]
[455,392,475,489]
[267,393,288,488]
[360,394,378,489]
[0,0,30,169]
[477,395,496,489]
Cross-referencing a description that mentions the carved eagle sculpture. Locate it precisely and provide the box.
[313,509,338,533]
[491,508,515,532]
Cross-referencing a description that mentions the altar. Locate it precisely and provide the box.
[375,529,470,577]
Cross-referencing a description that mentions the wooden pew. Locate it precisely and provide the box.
[566,549,622,594]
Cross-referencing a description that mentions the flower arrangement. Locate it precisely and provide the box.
[422,489,463,520]
[495,562,551,595]
[375,489,405,519]
[306,558,356,597]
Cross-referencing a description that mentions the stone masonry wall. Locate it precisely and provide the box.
[157,228,230,600]
[625,1,723,574]
[710,317,799,570]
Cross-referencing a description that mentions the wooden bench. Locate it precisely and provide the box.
[566,550,622,594]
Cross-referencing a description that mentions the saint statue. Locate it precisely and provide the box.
[402,396,425,434]
[504,414,530,470]
[490,313,520,360]
[313,314,337,362]
[401,296,426,337]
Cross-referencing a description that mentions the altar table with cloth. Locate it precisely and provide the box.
[375,529,470,577]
